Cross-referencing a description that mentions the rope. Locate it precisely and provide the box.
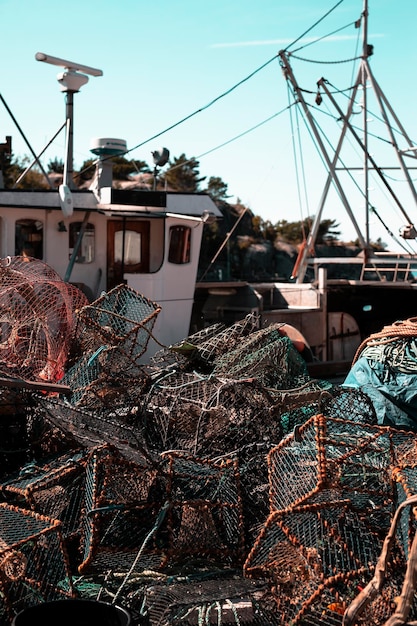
[352,317,417,365]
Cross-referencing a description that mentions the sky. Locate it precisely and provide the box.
[1,0,417,251]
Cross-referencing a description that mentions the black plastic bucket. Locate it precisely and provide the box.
[12,599,131,626]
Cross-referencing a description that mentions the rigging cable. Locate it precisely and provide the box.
[284,0,345,52]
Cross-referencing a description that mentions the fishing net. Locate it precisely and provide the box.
[342,495,417,626]
[0,256,88,382]
[143,314,258,379]
[60,284,161,412]
[212,323,310,389]
[0,502,72,622]
[35,394,153,466]
[140,576,279,626]
[0,387,35,479]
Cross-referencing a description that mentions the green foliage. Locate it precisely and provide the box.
[76,158,96,184]
[205,176,230,202]
[2,155,49,189]
[47,157,64,173]
[265,216,341,244]
[162,154,206,192]
[111,156,150,180]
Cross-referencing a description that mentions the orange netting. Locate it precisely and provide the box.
[0,256,88,382]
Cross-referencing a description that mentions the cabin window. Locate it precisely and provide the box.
[168,225,191,264]
[15,219,43,259]
[69,222,95,263]
[114,230,142,265]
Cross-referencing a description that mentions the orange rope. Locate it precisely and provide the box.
[352,317,417,365]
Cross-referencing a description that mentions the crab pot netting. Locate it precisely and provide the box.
[244,502,385,625]
[161,451,245,567]
[212,324,310,389]
[0,449,88,544]
[0,387,38,479]
[0,256,88,382]
[0,502,72,622]
[35,394,153,467]
[267,415,415,521]
[143,373,283,457]
[144,314,259,378]
[390,438,417,558]
[74,283,161,362]
[59,345,150,412]
[78,444,164,575]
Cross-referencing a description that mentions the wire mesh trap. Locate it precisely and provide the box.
[244,501,384,625]
[0,256,88,382]
[140,576,278,626]
[267,414,415,518]
[0,502,72,622]
[78,444,165,575]
[212,323,310,389]
[0,449,88,547]
[74,283,161,363]
[142,373,282,457]
[161,451,245,568]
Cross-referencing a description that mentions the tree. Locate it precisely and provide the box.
[205,176,230,202]
[76,158,96,184]
[111,156,150,180]
[272,216,341,244]
[3,156,49,189]
[162,154,205,192]
[47,158,64,173]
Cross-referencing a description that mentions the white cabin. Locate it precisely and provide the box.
[0,184,221,359]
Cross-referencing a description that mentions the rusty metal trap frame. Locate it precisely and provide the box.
[160,451,245,568]
[35,394,154,467]
[142,372,283,457]
[0,256,88,383]
[78,444,165,575]
[0,502,73,623]
[243,500,385,625]
[341,495,417,626]
[389,436,417,560]
[267,414,416,520]
[0,449,88,544]
[74,283,161,361]
[212,323,310,390]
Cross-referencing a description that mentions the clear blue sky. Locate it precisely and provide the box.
[1,0,417,251]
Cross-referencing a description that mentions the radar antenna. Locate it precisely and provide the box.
[35,52,103,210]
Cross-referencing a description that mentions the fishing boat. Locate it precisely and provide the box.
[197,0,417,376]
[0,53,221,360]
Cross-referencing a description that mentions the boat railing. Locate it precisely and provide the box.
[307,253,417,284]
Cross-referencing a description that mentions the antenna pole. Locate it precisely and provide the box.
[65,93,75,189]
[35,53,102,190]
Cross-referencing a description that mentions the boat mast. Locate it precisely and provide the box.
[362,0,370,245]
[282,0,417,283]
